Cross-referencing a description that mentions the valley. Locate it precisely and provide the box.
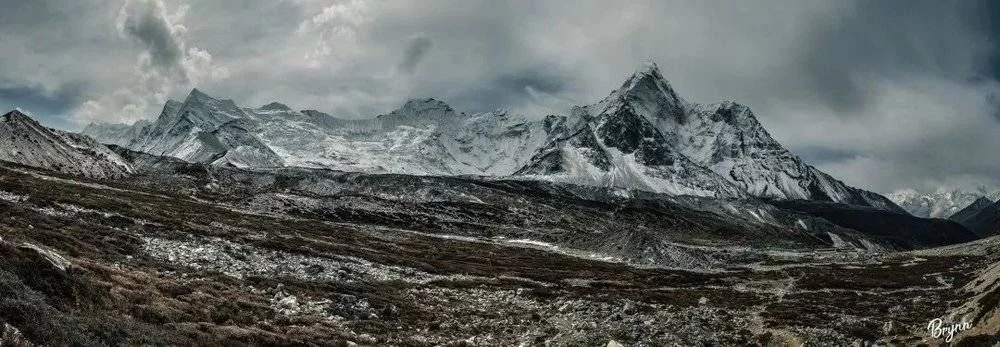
[0,161,998,345]
[0,63,997,345]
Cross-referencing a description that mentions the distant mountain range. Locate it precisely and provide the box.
[882,188,1000,237]
[886,188,1000,218]
[81,62,903,212]
[0,61,985,267]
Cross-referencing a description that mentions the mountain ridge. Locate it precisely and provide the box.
[887,188,1000,218]
[951,197,995,226]
[80,63,904,211]
[0,110,133,178]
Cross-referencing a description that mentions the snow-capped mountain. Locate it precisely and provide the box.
[886,188,1000,218]
[681,101,887,206]
[81,62,903,210]
[515,76,748,197]
[0,110,133,178]
[82,120,150,147]
[106,90,283,168]
[525,63,903,207]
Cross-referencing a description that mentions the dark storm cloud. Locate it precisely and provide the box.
[780,0,1000,191]
[119,0,185,73]
[0,83,82,128]
[398,35,433,74]
[0,85,79,115]
[792,1,991,114]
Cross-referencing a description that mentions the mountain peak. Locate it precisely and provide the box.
[634,60,662,77]
[973,196,994,207]
[185,88,223,104]
[3,108,28,119]
[188,88,207,97]
[258,102,292,112]
[950,196,999,228]
[598,60,686,124]
[2,109,39,125]
[622,60,670,90]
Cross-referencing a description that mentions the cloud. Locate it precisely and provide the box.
[451,65,576,114]
[295,0,372,68]
[2,0,1000,192]
[297,0,371,34]
[398,34,433,74]
[68,0,229,125]
[116,0,226,84]
[117,0,185,75]
[0,83,82,128]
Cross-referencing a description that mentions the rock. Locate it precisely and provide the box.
[18,243,71,272]
[882,320,906,335]
[1,323,32,347]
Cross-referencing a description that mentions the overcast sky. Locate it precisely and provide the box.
[2,0,999,193]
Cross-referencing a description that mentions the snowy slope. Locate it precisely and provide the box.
[82,120,151,146]
[516,93,748,198]
[436,109,556,175]
[535,63,903,207]
[248,99,456,174]
[125,89,282,168]
[247,98,561,176]
[0,110,133,178]
[887,188,1000,218]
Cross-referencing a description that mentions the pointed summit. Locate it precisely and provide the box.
[186,88,212,101]
[594,60,687,125]
[621,60,682,100]
[183,88,238,108]
[2,109,32,123]
[633,59,663,78]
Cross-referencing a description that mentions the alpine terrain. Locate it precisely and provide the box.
[0,63,993,345]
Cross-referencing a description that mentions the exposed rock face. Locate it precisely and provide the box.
[952,199,1000,237]
[518,63,903,207]
[951,197,996,226]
